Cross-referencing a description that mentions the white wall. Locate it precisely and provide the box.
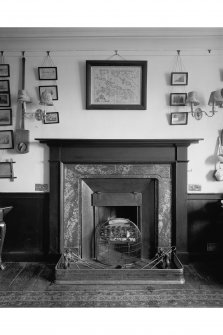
[0,28,223,193]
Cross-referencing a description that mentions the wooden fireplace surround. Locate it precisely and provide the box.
[36,138,201,262]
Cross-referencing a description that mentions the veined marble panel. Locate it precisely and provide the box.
[63,164,172,253]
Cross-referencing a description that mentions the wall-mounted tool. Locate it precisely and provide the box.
[14,52,31,154]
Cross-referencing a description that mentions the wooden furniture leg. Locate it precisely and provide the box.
[0,207,12,271]
[0,222,6,270]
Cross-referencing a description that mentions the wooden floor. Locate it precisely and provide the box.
[0,261,223,307]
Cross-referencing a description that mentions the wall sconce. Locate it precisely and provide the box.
[17,89,32,111]
[187,91,204,120]
[187,90,222,120]
[208,89,223,116]
[35,90,54,122]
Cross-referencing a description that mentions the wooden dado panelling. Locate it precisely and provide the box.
[1,192,223,262]
[0,193,50,261]
[187,193,223,260]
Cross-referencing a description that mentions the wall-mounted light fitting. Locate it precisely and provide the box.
[35,90,54,122]
[208,89,223,115]
[187,90,223,120]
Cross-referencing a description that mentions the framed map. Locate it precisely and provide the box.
[86,60,147,109]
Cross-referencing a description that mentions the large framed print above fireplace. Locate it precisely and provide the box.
[36,138,201,284]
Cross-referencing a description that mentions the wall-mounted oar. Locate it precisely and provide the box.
[14,51,31,154]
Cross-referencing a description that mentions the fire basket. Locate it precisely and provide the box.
[95,217,142,267]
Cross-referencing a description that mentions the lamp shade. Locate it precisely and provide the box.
[40,90,54,106]
[17,89,31,103]
[187,91,200,106]
[214,89,223,106]
[208,91,215,106]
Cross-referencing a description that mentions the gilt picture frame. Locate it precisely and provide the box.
[171,72,188,86]
[170,93,187,106]
[170,112,188,125]
[86,60,147,109]
[44,112,59,124]
[0,64,10,77]
[39,85,58,100]
[0,109,12,126]
[0,80,10,92]
[38,67,58,80]
[0,93,11,107]
[0,130,14,149]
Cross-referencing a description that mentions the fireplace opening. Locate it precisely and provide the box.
[81,178,158,267]
[92,192,142,267]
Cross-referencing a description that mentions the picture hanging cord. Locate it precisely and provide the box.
[172,50,187,72]
[41,51,56,67]
[169,50,187,114]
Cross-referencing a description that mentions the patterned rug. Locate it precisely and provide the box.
[0,287,223,307]
[0,264,222,307]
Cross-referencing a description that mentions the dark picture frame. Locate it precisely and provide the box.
[0,64,10,77]
[38,67,58,80]
[171,72,188,86]
[0,80,10,92]
[39,85,58,100]
[44,112,59,124]
[0,93,11,107]
[170,93,187,106]
[86,60,147,109]
[170,112,188,125]
[0,130,14,149]
[0,109,12,126]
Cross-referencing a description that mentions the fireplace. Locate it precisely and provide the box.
[36,138,201,283]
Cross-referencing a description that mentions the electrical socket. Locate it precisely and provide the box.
[188,184,202,192]
[207,242,217,252]
[35,184,48,192]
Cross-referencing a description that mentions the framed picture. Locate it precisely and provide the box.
[39,85,58,100]
[0,130,14,149]
[0,80,10,92]
[86,60,147,109]
[0,93,11,107]
[0,161,15,179]
[0,109,12,126]
[0,64,10,77]
[44,112,59,124]
[38,67,58,80]
[171,72,188,86]
[170,93,187,106]
[170,112,188,125]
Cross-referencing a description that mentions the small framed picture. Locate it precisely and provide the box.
[38,67,57,80]
[44,112,59,124]
[0,162,14,178]
[170,112,188,125]
[0,130,14,149]
[0,109,12,126]
[170,93,187,106]
[39,85,58,100]
[0,93,11,107]
[171,72,188,85]
[0,64,10,77]
[0,80,10,92]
